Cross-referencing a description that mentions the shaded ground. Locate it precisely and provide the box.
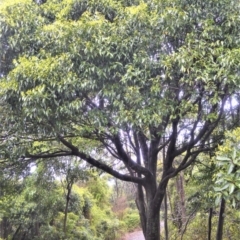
[123,222,164,240]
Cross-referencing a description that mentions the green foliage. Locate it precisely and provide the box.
[0,172,65,240]
[121,208,140,232]
[183,213,211,240]
[167,208,240,240]
[166,212,212,240]
[1,0,240,239]
[185,157,216,211]
[0,164,124,240]
[86,175,111,207]
[1,0,240,163]
[214,128,240,207]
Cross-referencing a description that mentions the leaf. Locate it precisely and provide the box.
[215,179,224,184]
[236,191,240,201]
[215,195,222,206]
[233,158,240,165]
[232,148,237,160]
[213,187,222,192]
[220,184,229,191]
[228,163,235,174]
[216,156,231,161]
[229,183,235,194]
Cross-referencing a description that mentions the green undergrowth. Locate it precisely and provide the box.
[0,173,133,240]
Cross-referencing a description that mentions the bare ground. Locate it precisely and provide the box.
[122,221,164,240]
[122,230,144,240]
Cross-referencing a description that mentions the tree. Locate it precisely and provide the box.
[182,155,216,240]
[0,165,65,240]
[0,165,122,240]
[51,158,89,235]
[1,0,240,239]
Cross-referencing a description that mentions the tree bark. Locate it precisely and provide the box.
[163,138,169,240]
[216,198,225,240]
[208,208,213,240]
[164,191,169,240]
[137,178,162,240]
[2,217,9,239]
[137,200,161,240]
[175,171,186,233]
[63,182,73,235]
[145,211,160,240]
[12,224,22,240]
[136,184,147,237]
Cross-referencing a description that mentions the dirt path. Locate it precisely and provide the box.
[122,230,144,240]
[123,222,164,240]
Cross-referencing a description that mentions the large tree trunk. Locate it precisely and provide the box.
[145,210,160,240]
[137,199,161,240]
[216,198,225,240]
[136,179,162,240]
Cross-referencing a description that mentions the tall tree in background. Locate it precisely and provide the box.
[1,0,240,239]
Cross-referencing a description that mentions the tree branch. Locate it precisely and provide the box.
[112,134,150,176]
[57,135,145,184]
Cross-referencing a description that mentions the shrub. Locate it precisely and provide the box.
[122,209,140,232]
